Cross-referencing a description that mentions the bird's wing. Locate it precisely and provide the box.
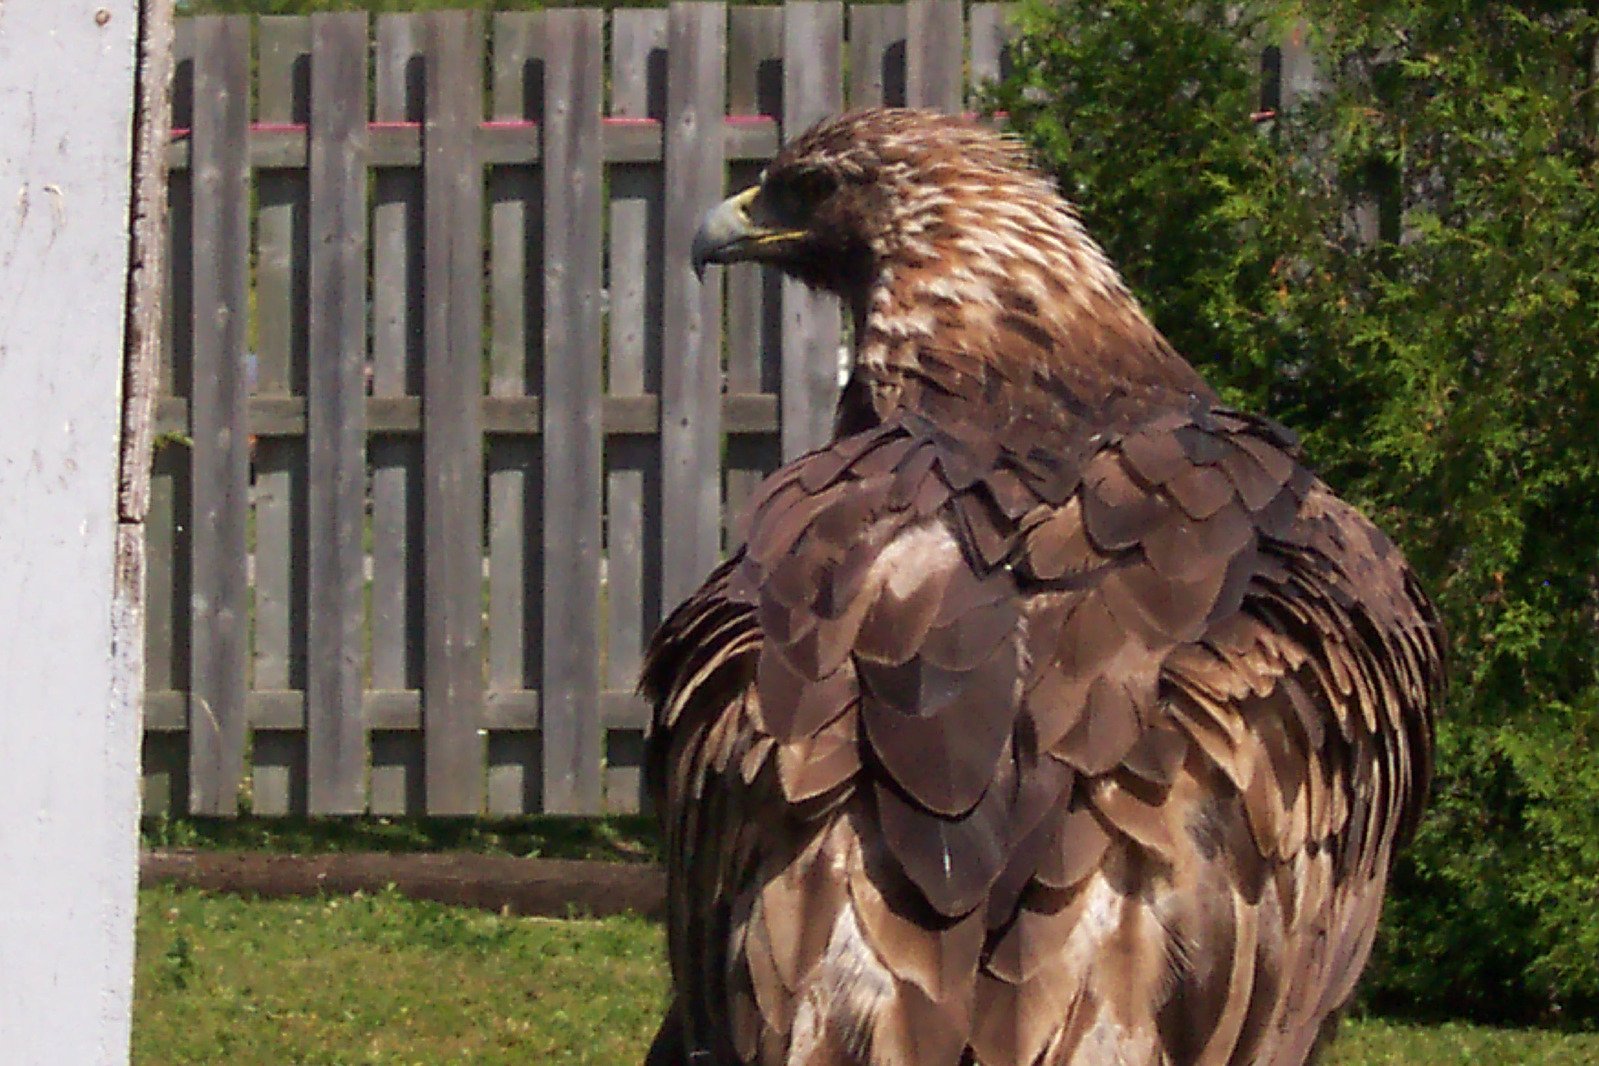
[642,390,1442,1065]
[966,402,1439,1065]
[1137,479,1441,1065]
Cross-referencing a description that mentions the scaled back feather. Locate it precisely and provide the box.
[644,109,1443,1066]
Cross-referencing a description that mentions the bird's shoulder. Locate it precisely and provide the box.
[646,372,1442,916]
[734,382,1327,744]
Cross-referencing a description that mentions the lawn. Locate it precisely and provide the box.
[135,884,1599,1065]
[135,884,664,1064]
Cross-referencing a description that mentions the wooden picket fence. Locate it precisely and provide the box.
[142,3,1024,818]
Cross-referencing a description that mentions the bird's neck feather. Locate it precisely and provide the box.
[847,189,1206,407]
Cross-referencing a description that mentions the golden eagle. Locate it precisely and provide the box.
[642,109,1443,1066]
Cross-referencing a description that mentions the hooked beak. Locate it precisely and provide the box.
[691,185,805,279]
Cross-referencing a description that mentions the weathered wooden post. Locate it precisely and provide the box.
[0,0,170,1060]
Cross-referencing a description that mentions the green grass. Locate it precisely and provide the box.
[136,884,1599,1064]
[135,884,666,1064]
[1327,1019,1599,1065]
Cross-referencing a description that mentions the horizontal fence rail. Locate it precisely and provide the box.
[145,4,1300,818]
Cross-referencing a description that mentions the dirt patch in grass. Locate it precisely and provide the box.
[141,814,661,863]
[142,849,664,919]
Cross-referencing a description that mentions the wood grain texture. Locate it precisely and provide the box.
[118,0,176,525]
[161,18,194,403]
[188,15,251,817]
[906,0,964,113]
[306,12,369,815]
[251,16,310,817]
[486,11,547,816]
[144,15,191,816]
[967,3,1015,97]
[780,2,845,460]
[606,7,671,813]
[539,9,606,814]
[659,2,727,609]
[143,446,189,814]
[724,5,783,400]
[847,4,907,108]
[421,10,485,815]
[163,119,795,172]
[723,7,784,551]
[369,13,427,815]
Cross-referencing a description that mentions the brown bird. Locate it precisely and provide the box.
[642,108,1443,1066]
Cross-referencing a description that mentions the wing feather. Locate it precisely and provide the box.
[643,361,1443,1064]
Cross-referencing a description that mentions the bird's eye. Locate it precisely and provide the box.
[789,167,844,206]
[766,167,839,219]
[791,168,839,202]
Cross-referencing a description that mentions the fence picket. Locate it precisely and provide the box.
[968,4,1015,97]
[907,0,964,112]
[306,12,370,815]
[539,9,606,815]
[724,7,784,547]
[143,443,189,815]
[421,11,486,815]
[251,16,311,816]
[780,3,844,460]
[848,4,907,108]
[188,16,251,816]
[486,11,547,816]
[605,8,671,812]
[660,2,727,610]
[368,13,427,816]
[144,19,194,816]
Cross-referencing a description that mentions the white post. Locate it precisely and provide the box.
[0,2,144,1062]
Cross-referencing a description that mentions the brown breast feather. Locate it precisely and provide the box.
[641,364,1443,1065]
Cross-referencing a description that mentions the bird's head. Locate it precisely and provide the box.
[693,108,1184,385]
[693,108,1038,297]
